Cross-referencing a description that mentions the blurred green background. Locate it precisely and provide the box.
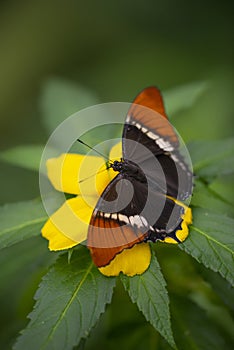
[0,0,233,204]
[0,1,233,349]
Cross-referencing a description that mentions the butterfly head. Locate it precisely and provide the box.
[111,160,124,172]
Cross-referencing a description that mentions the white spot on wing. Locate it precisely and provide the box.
[118,214,129,224]
[156,138,174,151]
[147,131,159,140]
[126,115,131,123]
[140,216,148,226]
[110,213,117,220]
[129,215,149,229]
[102,212,149,229]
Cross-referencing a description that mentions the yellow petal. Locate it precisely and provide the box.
[98,243,151,276]
[175,206,192,242]
[183,205,193,225]
[164,205,192,244]
[46,153,111,196]
[42,222,77,250]
[109,141,122,160]
[41,196,97,250]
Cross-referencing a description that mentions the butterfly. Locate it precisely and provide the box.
[87,87,193,268]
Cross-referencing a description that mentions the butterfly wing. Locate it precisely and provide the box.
[130,86,167,120]
[87,172,185,267]
[122,86,179,150]
[87,174,149,267]
[88,87,193,268]
[123,86,193,201]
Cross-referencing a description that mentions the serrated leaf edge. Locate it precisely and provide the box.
[121,255,176,349]
[181,225,234,286]
[39,261,94,350]
[191,225,234,256]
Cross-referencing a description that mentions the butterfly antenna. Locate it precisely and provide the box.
[78,164,111,184]
[77,139,110,161]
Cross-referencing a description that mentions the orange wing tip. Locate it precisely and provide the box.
[129,88,179,145]
[133,86,167,119]
[98,243,151,277]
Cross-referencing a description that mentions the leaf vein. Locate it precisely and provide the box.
[191,225,234,256]
[40,261,94,350]
[0,217,47,236]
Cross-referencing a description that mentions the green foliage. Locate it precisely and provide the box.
[171,295,233,350]
[191,180,233,216]
[0,80,233,349]
[14,248,116,350]
[0,236,55,350]
[40,78,99,133]
[0,199,46,249]
[188,138,234,181]
[121,251,175,348]
[181,207,234,286]
[164,81,207,116]
[0,145,44,172]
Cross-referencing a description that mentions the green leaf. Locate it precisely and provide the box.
[83,280,168,350]
[198,267,234,311]
[0,200,47,250]
[164,81,207,116]
[188,138,234,180]
[14,248,116,350]
[40,78,99,133]
[209,175,234,206]
[180,207,234,286]
[171,295,233,350]
[0,145,44,172]
[191,180,233,217]
[121,251,175,349]
[0,237,55,350]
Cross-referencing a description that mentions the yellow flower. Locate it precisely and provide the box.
[41,142,192,277]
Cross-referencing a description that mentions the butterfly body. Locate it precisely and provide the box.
[87,87,193,268]
[111,159,146,183]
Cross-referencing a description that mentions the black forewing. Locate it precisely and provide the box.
[122,90,193,201]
